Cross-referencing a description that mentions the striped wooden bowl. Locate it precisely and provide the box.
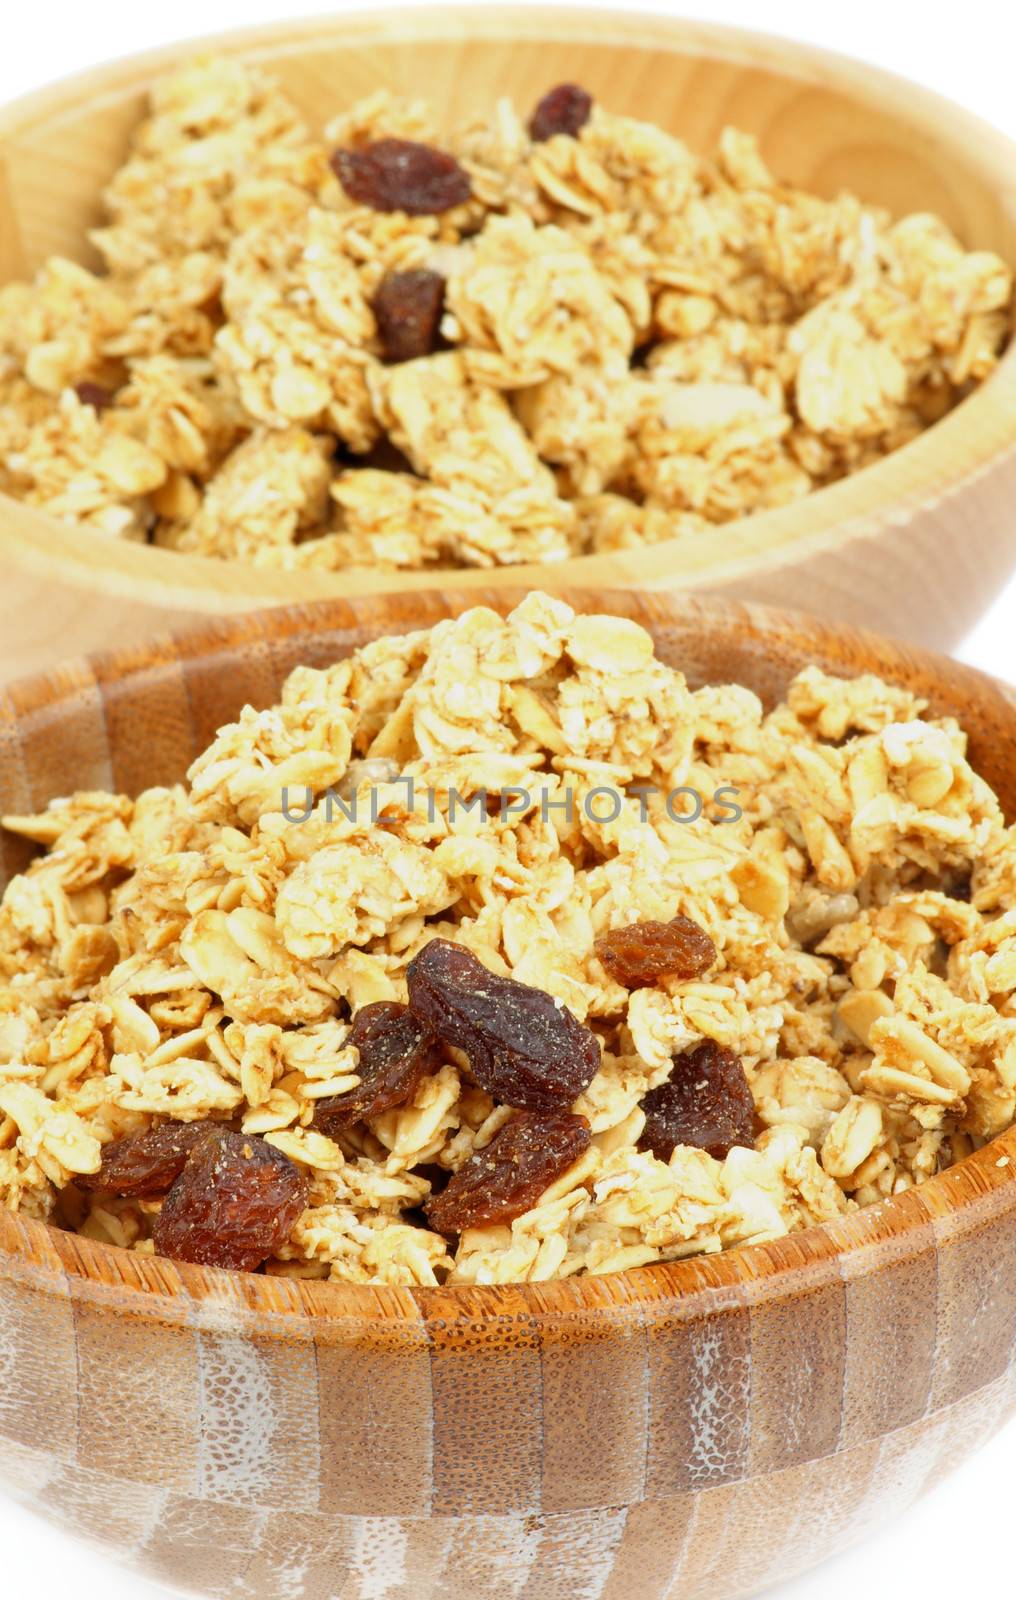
[1,7,1015,680]
[2,590,1016,1600]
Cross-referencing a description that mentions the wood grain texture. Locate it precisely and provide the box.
[1,588,1016,1598]
[0,6,1015,680]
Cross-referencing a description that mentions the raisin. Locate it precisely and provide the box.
[153,1128,308,1272]
[529,84,593,142]
[357,436,416,475]
[594,914,716,988]
[426,1110,590,1233]
[372,269,446,362]
[406,938,600,1112]
[331,139,471,215]
[944,870,973,903]
[638,1041,755,1162]
[77,1121,213,1197]
[74,381,114,410]
[313,1001,442,1133]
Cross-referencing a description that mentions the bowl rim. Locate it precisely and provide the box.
[0,4,1014,613]
[2,584,1016,1337]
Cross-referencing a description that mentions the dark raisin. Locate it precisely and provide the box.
[638,1041,755,1162]
[426,1110,590,1233]
[595,914,716,989]
[313,1001,442,1133]
[331,139,471,215]
[943,871,973,903]
[74,381,114,410]
[78,1121,213,1197]
[529,84,593,142]
[372,269,446,362]
[357,436,417,474]
[152,1128,308,1272]
[406,938,600,1112]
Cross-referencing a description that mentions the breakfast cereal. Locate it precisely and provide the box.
[1,593,1013,1284]
[0,57,1009,569]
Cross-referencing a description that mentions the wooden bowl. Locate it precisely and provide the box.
[1,7,1015,681]
[2,588,1016,1600]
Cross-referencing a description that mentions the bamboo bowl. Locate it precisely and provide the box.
[2,589,1016,1600]
[1,8,1016,680]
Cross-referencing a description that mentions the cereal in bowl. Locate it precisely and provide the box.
[0,57,1010,569]
[1,594,1015,1284]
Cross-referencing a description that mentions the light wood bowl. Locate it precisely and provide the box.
[1,589,1016,1599]
[1,8,1015,680]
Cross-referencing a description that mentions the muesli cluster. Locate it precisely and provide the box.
[0,57,1010,570]
[1,593,1015,1284]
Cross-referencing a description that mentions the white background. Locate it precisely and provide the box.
[2,1,1015,1596]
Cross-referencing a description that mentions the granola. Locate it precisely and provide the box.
[0,59,1010,569]
[2,592,1015,1283]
